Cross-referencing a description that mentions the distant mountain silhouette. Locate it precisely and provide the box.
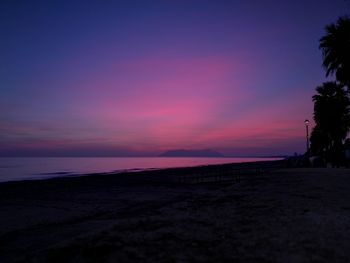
[159,149,223,157]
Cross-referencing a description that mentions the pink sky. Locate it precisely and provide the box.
[2,0,345,156]
[1,53,316,156]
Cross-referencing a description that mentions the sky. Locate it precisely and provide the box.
[1,0,349,157]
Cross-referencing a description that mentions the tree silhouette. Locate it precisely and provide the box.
[310,125,329,156]
[319,16,350,88]
[311,81,350,164]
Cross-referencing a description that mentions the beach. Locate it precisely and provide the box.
[1,161,350,262]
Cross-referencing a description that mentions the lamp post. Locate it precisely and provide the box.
[304,119,310,154]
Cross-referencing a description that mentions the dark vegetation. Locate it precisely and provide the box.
[309,16,350,166]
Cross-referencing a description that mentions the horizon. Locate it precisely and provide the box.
[0,147,294,158]
[2,0,350,157]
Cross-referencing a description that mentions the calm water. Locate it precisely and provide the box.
[0,157,282,183]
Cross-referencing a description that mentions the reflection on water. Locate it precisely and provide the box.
[0,157,282,183]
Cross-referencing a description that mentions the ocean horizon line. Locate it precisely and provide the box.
[0,155,288,158]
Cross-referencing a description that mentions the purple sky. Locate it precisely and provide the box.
[1,0,349,157]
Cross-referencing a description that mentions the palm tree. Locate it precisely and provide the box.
[319,16,350,88]
[312,81,350,164]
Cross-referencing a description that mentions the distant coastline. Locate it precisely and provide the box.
[159,149,223,157]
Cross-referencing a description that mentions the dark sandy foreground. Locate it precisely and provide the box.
[1,162,350,262]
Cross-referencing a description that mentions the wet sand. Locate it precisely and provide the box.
[1,162,350,262]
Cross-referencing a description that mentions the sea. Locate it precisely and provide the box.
[0,157,283,183]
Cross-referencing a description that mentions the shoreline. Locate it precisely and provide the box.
[0,157,283,184]
[0,159,285,186]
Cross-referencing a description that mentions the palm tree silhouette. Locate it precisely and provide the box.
[319,16,350,88]
[311,81,350,165]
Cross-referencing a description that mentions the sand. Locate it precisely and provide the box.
[1,162,350,262]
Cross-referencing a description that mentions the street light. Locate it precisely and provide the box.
[304,119,310,154]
